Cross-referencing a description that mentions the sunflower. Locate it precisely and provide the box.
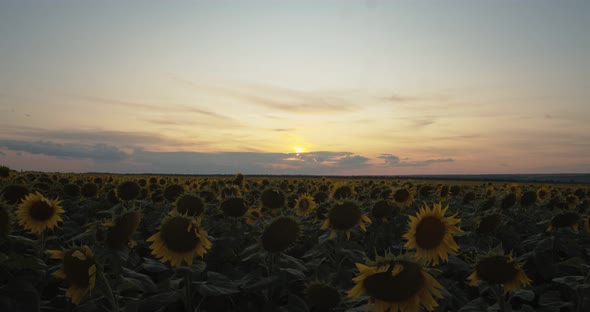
[438,185,450,202]
[536,186,551,203]
[305,282,341,311]
[330,182,356,200]
[147,212,212,267]
[547,211,580,232]
[566,195,580,209]
[220,197,248,218]
[175,193,205,217]
[260,216,300,253]
[16,192,64,234]
[584,216,590,233]
[467,249,531,294]
[245,207,263,225]
[105,210,142,249]
[47,245,97,304]
[321,200,371,240]
[294,194,317,217]
[403,203,462,266]
[348,253,443,312]
[392,186,416,208]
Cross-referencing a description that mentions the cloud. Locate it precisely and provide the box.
[66,94,235,121]
[379,153,454,167]
[0,140,128,162]
[0,139,453,174]
[174,79,359,115]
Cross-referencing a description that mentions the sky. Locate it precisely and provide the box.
[0,0,589,175]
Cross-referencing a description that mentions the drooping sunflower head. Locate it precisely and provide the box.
[392,186,416,208]
[116,181,141,201]
[547,211,581,232]
[403,202,463,266]
[220,197,248,218]
[16,192,64,234]
[438,185,450,201]
[220,184,242,199]
[175,193,205,217]
[260,216,300,253]
[0,165,10,178]
[163,184,185,202]
[305,281,341,311]
[467,248,531,294]
[330,182,356,200]
[322,200,371,240]
[519,190,538,207]
[348,253,443,312]
[1,184,29,205]
[0,202,13,238]
[500,192,518,210]
[47,245,97,305]
[371,200,397,222]
[476,211,502,234]
[260,188,286,211]
[105,209,142,250]
[294,194,317,217]
[80,183,99,198]
[147,212,212,267]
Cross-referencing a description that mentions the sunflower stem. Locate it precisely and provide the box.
[37,231,46,258]
[98,269,119,312]
[184,269,194,312]
[495,284,510,312]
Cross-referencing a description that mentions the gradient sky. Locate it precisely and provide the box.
[0,0,589,175]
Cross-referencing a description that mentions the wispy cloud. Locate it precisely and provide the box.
[378,153,454,167]
[0,140,128,162]
[174,78,359,115]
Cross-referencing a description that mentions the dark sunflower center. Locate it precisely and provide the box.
[328,201,362,230]
[261,217,300,253]
[221,197,248,217]
[364,261,424,302]
[29,200,54,221]
[538,190,547,199]
[415,216,446,249]
[393,189,410,203]
[176,194,204,217]
[306,284,340,310]
[63,250,95,288]
[160,217,200,253]
[299,199,309,212]
[476,256,518,284]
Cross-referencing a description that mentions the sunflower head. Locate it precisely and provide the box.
[0,165,10,178]
[371,200,397,221]
[500,192,517,210]
[519,190,537,207]
[438,185,450,200]
[330,183,355,200]
[81,183,99,198]
[392,186,416,208]
[221,197,249,218]
[245,207,263,225]
[467,248,531,294]
[260,188,286,211]
[47,245,97,305]
[163,184,185,202]
[547,211,581,232]
[322,200,371,240]
[16,192,64,234]
[117,181,141,201]
[294,194,317,217]
[105,209,142,250]
[147,212,212,267]
[220,185,242,199]
[305,282,341,311]
[348,253,443,312]
[1,184,29,205]
[537,186,551,202]
[260,216,300,253]
[175,193,205,217]
[476,212,502,234]
[403,202,463,266]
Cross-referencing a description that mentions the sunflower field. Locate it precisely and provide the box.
[1,168,590,312]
